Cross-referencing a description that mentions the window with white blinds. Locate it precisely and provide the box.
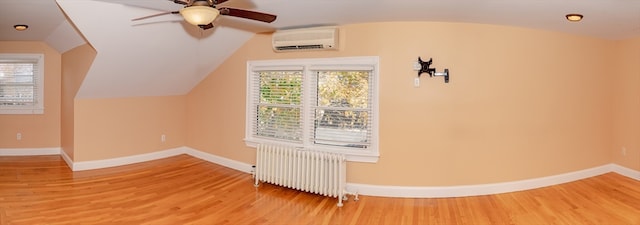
[0,54,44,114]
[254,68,304,142]
[246,57,379,162]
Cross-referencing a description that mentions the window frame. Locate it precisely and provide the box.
[245,56,379,163]
[0,54,45,114]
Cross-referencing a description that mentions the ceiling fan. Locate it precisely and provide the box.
[132,0,277,30]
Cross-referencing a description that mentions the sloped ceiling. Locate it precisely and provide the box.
[5,0,640,99]
[0,0,85,53]
[57,0,261,98]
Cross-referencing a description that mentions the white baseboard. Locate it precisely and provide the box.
[0,147,61,156]
[4,147,640,198]
[71,147,187,171]
[346,164,615,198]
[66,147,252,173]
[611,164,640,180]
[184,147,253,173]
[60,149,74,169]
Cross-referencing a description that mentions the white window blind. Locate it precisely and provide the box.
[250,67,304,142]
[246,57,379,162]
[0,54,44,114]
[309,67,373,149]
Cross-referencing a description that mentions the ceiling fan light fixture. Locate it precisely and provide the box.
[565,14,583,22]
[180,6,220,26]
[13,24,29,31]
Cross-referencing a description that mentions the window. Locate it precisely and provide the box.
[246,56,379,162]
[0,54,44,114]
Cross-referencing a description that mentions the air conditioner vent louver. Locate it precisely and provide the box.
[272,27,339,52]
[275,45,324,51]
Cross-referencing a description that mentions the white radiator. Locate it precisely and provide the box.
[254,144,354,207]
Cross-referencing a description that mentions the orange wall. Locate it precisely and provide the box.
[612,37,640,171]
[3,23,636,187]
[0,41,61,149]
[61,44,95,160]
[74,95,186,161]
[187,22,617,186]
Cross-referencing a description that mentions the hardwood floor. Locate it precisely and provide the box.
[1,155,640,225]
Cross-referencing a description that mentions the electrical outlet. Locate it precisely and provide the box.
[161,134,166,143]
[16,133,21,141]
[414,77,420,87]
[622,147,627,156]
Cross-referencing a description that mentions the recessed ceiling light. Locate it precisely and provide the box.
[13,24,28,31]
[565,14,583,22]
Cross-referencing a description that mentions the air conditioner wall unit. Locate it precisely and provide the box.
[272,27,339,52]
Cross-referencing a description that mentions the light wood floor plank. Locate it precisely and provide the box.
[1,155,640,224]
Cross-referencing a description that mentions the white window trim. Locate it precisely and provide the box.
[245,56,380,163]
[0,54,44,114]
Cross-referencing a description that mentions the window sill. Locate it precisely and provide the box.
[0,108,44,114]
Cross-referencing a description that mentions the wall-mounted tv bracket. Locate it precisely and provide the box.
[417,57,449,83]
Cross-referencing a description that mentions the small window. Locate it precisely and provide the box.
[0,54,44,114]
[246,57,379,162]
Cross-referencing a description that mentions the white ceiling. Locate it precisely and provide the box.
[1,0,639,98]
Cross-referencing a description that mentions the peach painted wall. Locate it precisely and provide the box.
[187,22,616,186]
[74,96,186,162]
[61,44,95,160]
[612,37,640,171]
[0,41,61,149]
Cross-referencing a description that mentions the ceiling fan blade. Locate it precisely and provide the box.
[132,11,179,21]
[169,0,188,5]
[219,7,277,23]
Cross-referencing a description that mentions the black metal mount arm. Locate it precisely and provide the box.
[417,57,450,83]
